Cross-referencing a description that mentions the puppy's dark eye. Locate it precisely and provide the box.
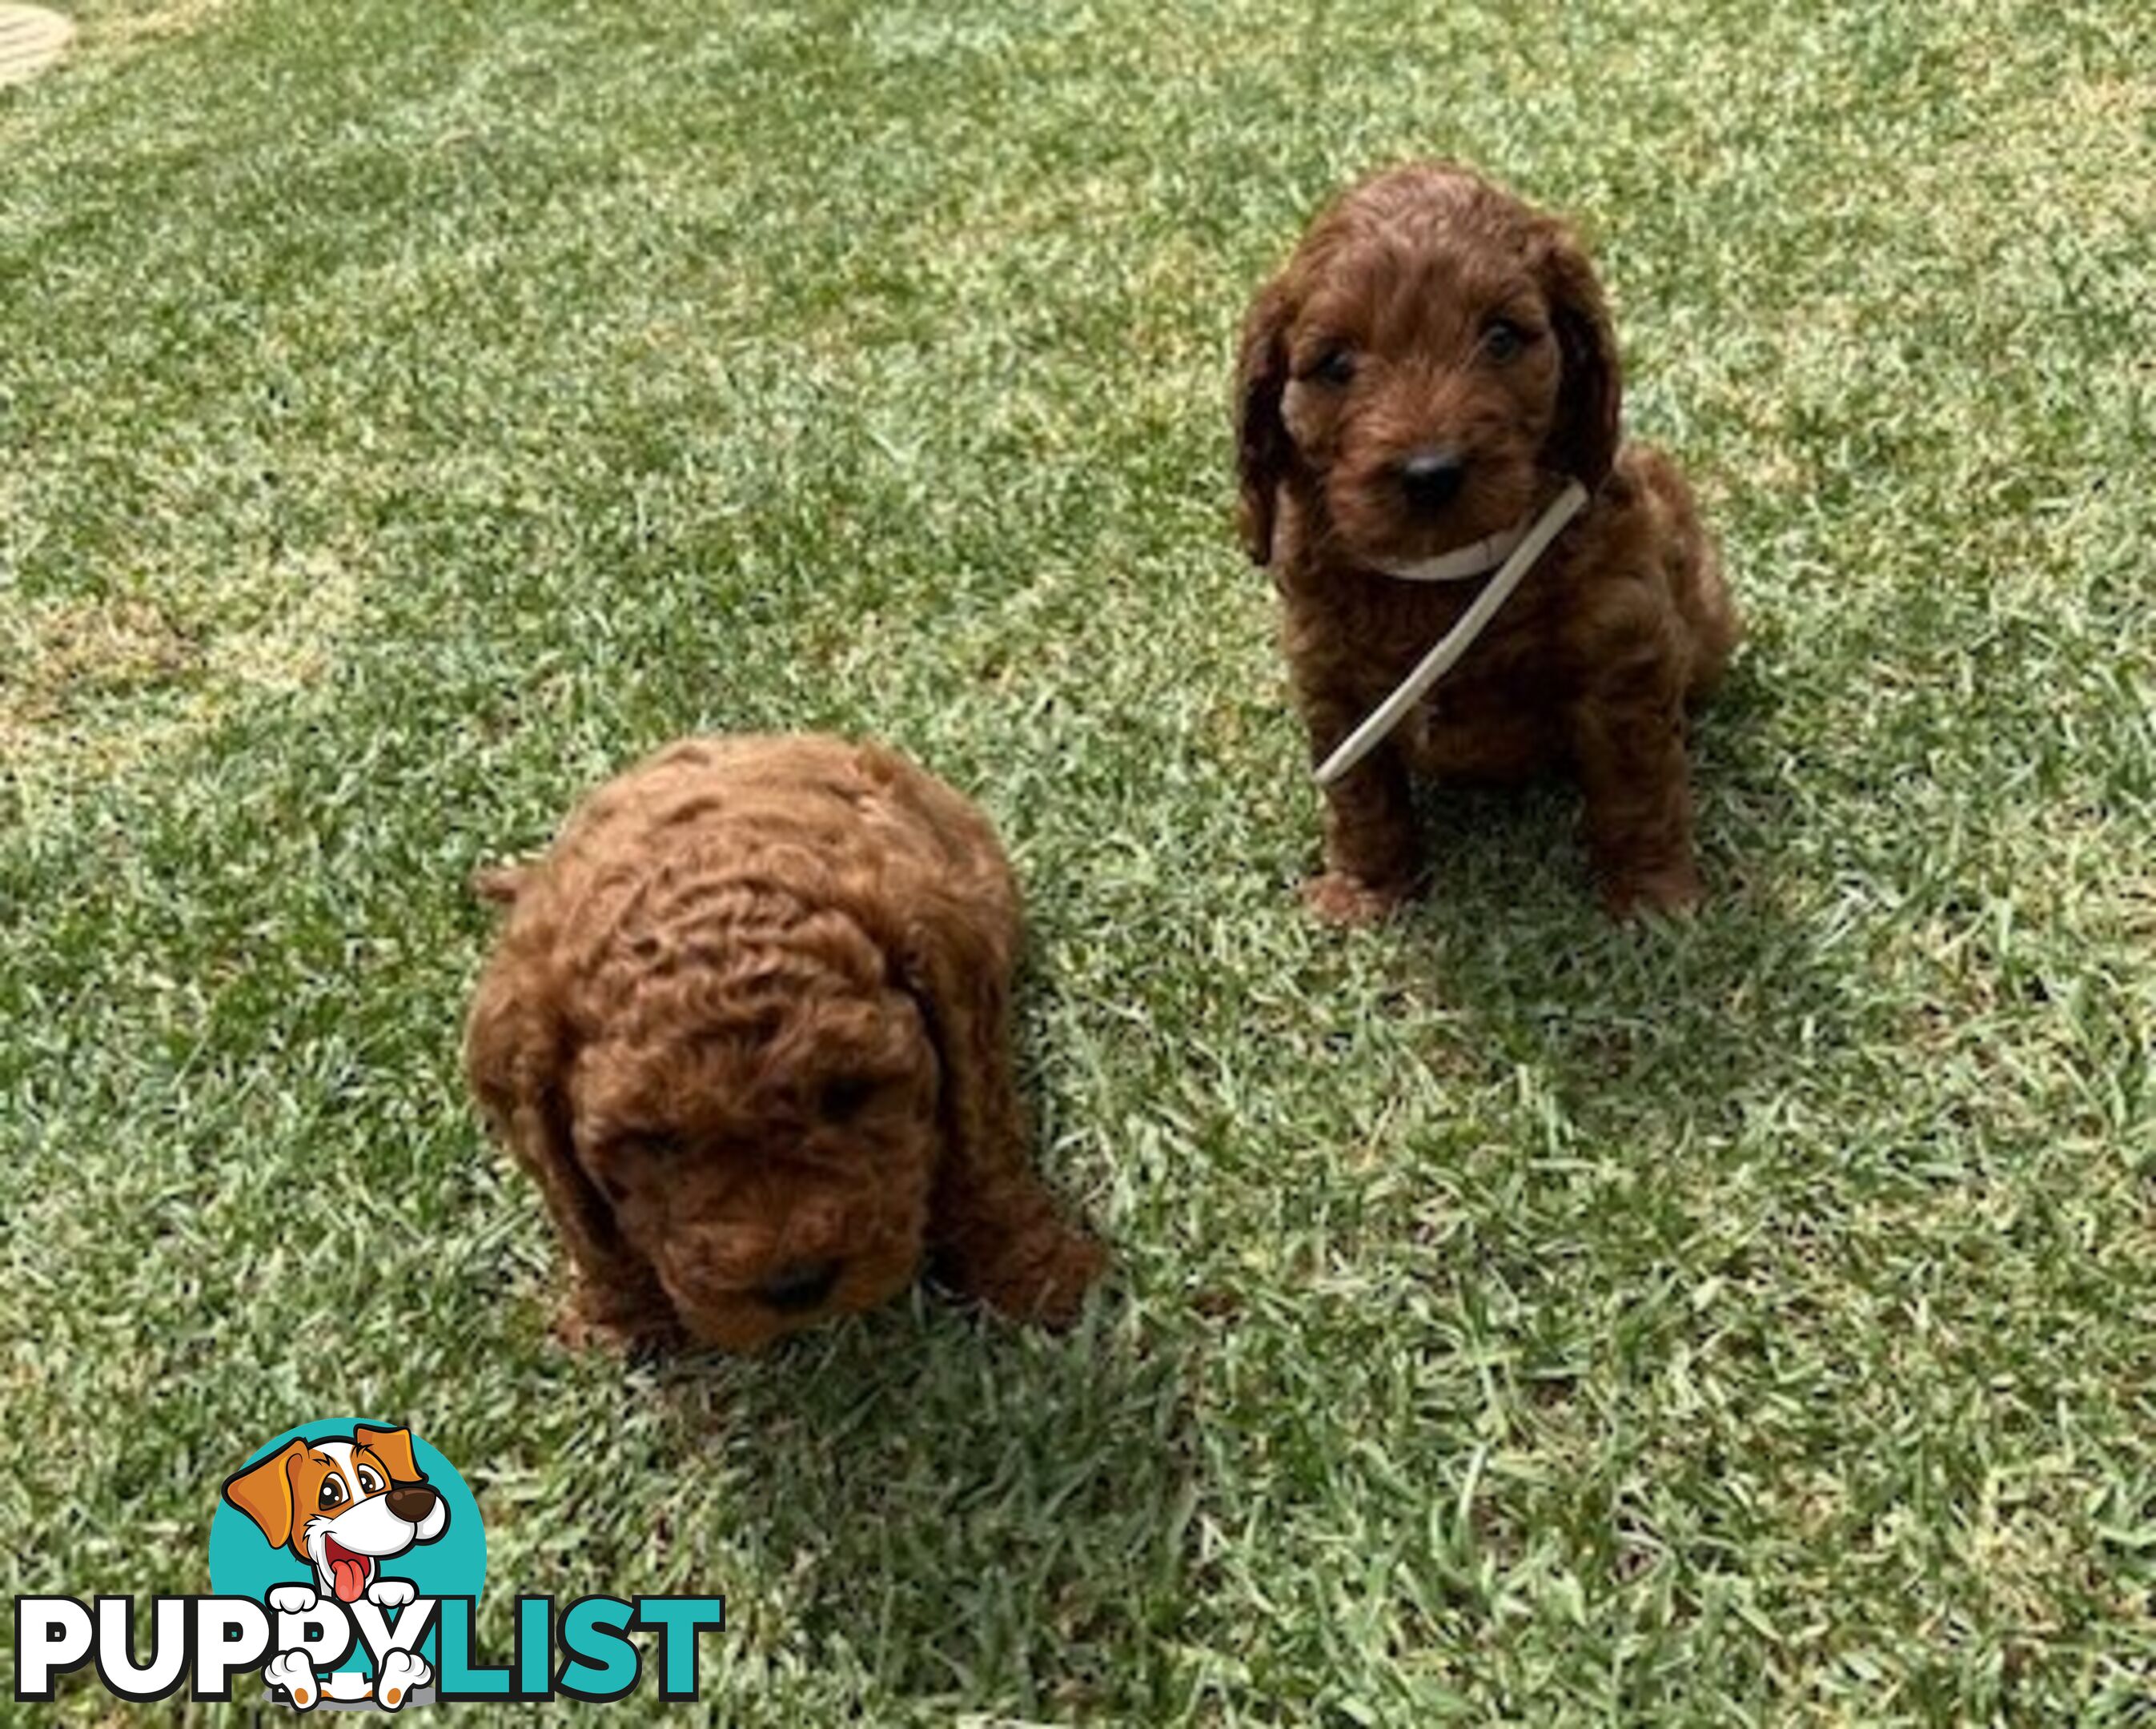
[817,1075,874,1122]
[319,1481,345,1510]
[1306,347,1357,387]
[1481,319,1532,363]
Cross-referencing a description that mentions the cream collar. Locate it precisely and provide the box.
[1315,482,1589,788]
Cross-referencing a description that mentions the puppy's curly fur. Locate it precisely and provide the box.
[465,734,1106,1354]
[1235,161,1740,922]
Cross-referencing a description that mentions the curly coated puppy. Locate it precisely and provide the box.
[465,735,1106,1354]
[1235,161,1740,924]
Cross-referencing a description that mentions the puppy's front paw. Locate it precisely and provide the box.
[1300,870,1412,928]
[1602,861,1704,921]
[947,1216,1109,1330]
[1006,1228,1109,1329]
[263,1650,320,1711]
[366,1577,416,1610]
[556,1285,683,1356]
[375,1650,430,1711]
[267,1584,319,1615]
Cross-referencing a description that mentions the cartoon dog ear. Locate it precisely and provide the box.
[222,1439,306,1550]
[1233,275,1296,566]
[353,1426,422,1485]
[465,938,657,1312]
[1536,219,1623,488]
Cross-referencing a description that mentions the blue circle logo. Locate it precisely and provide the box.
[207,1418,484,1711]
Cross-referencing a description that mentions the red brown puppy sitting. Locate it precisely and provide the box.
[1235,161,1740,924]
[466,735,1106,1354]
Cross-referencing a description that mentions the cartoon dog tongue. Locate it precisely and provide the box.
[326,1542,371,1603]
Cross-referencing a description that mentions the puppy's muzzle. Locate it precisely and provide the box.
[755,1258,841,1314]
[1398,447,1467,515]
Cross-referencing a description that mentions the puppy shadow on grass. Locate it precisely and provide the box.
[624,1295,1197,1715]
[1373,652,1857,1128]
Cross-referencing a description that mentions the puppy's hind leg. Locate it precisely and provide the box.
[1673,530,1740,702]
[1636,447,1740,700]
[1566,629,1705,918]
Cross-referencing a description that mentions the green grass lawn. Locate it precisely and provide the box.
[4,0,2154,1720]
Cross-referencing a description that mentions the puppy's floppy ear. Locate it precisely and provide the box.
[222,1439,306,1550]
[353,1426,422,1486]
[854,753,1106,1325]
[1233,274,1295,566]
[1536,219,1622,488]
[465,938,655,1309]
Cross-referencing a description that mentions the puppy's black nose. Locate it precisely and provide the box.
[756,1258,841,1314]
[1398,448,1467,513]
[385,1484,437,1524]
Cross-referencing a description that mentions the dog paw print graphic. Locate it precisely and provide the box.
[211,1419,485,1712]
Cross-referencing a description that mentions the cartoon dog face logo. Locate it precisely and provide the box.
[222,1426,449,1606]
